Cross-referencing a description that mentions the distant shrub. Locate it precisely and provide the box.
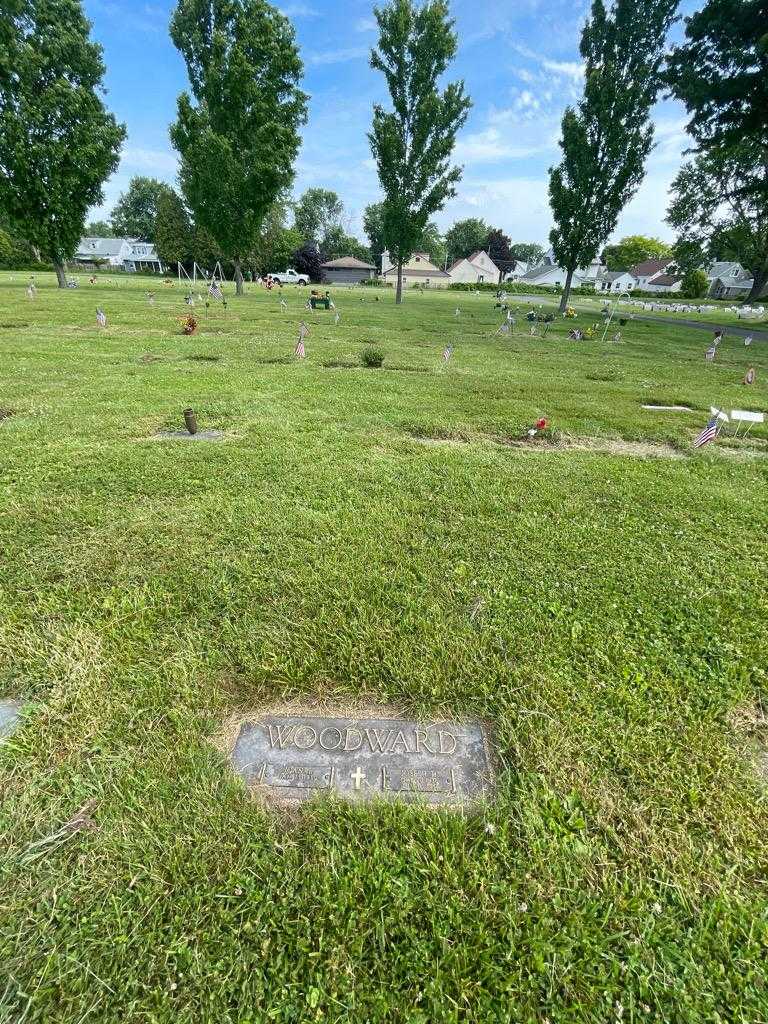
[360,346,385,368]
[361,278,389,287]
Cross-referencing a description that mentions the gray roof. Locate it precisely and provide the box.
[75,236,127,258]
[320,256,376,270]
[708,261,749,281]
[598,270,634,282]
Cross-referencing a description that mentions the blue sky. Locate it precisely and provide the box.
[84,0,697,247]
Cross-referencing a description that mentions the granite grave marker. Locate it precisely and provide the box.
[230,714,493,806]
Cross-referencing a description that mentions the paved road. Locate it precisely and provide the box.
[505,293,768,341]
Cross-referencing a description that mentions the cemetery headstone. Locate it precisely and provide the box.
[229,713,494,807]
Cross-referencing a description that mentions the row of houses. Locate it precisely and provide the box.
[323,248,765,300]
[71,235,764,301]
[511,253,766,298]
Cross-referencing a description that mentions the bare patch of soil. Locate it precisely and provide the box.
[729,699,768,782]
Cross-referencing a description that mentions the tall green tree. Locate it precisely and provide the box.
[369,0,471,304]
[509,242,545,266]
[667,143,768,302]
[444,217,487,262]
[363,202,386,266]
[154,189,192,268]
[548,0,677,311]
[602,234,672,271]
[293,188,344,243]
[420,221,446,267]
[84,219,114,237]
[0,0,125,286]
[110,176,175,241]
[486,227,513,277]
[666,0,768,153]
[170,0,307,294]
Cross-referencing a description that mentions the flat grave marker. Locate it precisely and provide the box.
[229,713,494,807]
[0,699,23,742]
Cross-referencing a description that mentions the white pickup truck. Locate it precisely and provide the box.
[268,268,309,285]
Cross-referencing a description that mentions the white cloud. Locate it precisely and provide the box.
[121,147,179,176]
[355,16,377,32]
[541,59,583,81]
[277,3,319,16]
[455,126,552,164]
[307,46,368,67]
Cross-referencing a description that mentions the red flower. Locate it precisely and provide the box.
[536,418,548,429]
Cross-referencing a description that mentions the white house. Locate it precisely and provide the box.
[629,259,672,289]
[72,236,163,273]
[595,270,637,293]
[706,261,755,299]
[516,249,607,289]
[447,250,501,285]
[644,273,683,293]
[503,260,528,282]
[380,250,451,288]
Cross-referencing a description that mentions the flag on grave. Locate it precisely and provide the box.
[497,322,510,336]
[26,286,35,299]
[280,299,287,311]
[96,308,107,327]
[209,282,223,301]
[692,415,718,449]
[295,322,308,358]
[442,345,453,361]
[334,310,340,324]
[705,345,716,361]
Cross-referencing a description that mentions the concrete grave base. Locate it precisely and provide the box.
[154,429,227,441]
[0,699,24,741]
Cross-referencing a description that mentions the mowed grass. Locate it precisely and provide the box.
[1,271,767,1023]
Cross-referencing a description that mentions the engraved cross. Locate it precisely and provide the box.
[350,766,366,791]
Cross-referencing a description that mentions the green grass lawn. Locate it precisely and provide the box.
[1,271,767,1023]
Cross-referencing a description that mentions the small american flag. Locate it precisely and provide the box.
[96,308,107,327]
[705,345,716,361]
[497,322,510,335]
[209,282,223,301]
[280,299,287,311]
[334,310,340,324]
[294,338,305,359]
[26,284,36,299]
[692,415,718,449]
[442,345,453,361]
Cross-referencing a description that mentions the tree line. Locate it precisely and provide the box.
[0,0,765,303]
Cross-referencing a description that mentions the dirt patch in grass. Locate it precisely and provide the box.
[0,408,15,422]
[252,355,292,365]
[405,427,686,459]
[322,360,429,373]
[139,354,164,364]
[729,698,768,782]
[0,321,29,329]
[187,354,221,362]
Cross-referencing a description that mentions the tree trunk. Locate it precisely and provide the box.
[54,261,67,288]
[395,260,403,305]
[233,258,244,296]
[558,266,575,313]
[746,267,768,304]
